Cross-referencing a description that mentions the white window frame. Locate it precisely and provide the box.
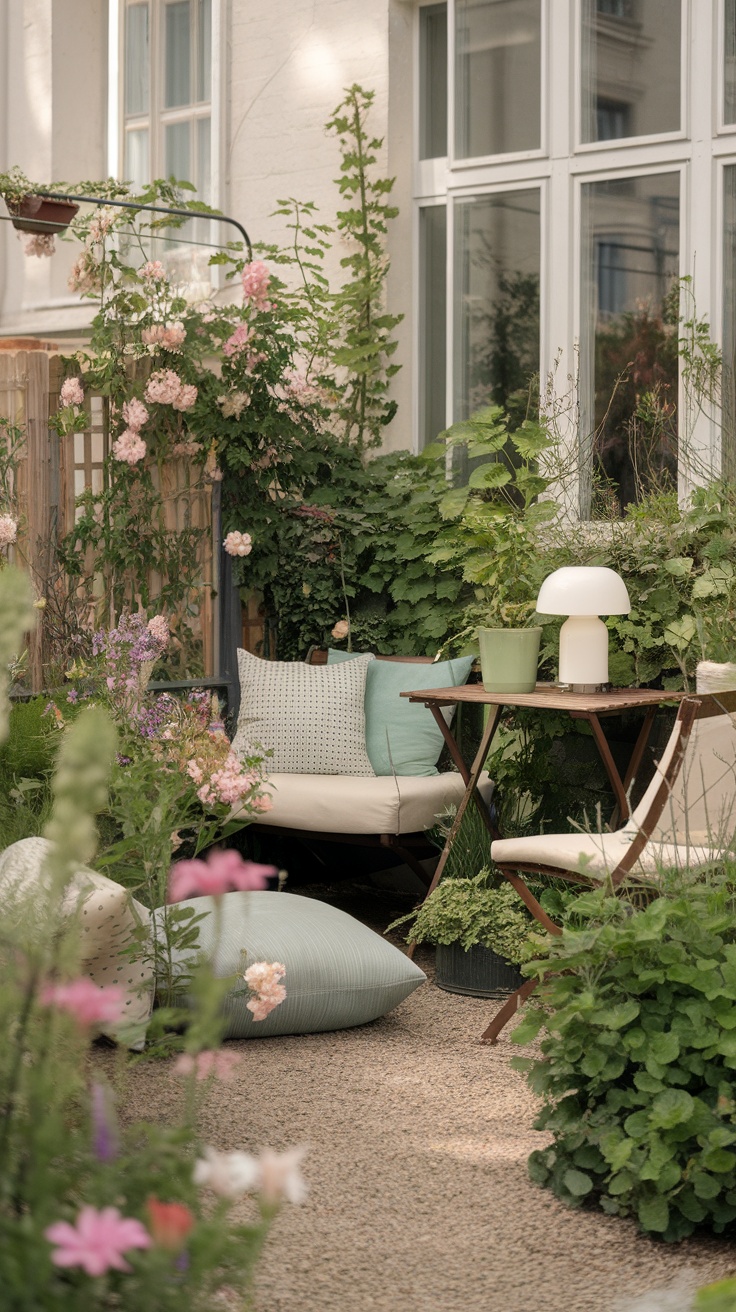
[413,0,736,512]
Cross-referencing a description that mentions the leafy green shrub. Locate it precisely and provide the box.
[388,869,532,962]
[0,697,58,779]
[513,876,736,1241]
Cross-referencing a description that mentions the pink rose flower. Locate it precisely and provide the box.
[223,531,252,557]
[167,849,276,903]
[244,960,286,1021]
[172,383,197,411]
[147,614,169,647]
[122,398,149,431]
[141,260,166,281]
[0,513,18,547]
[40,979,126,1029]
[45,1206,151,1277]
[60,378,84,408]
[241,259,273,312]
[23,232,55,257]
[331,619,349,641]
[112,429,147,465]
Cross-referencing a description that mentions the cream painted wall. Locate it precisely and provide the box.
[0,0,108,338]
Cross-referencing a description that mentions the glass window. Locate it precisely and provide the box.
[455,0,541,159]
[197,0,212,102]
[726,0,736,124]
[165,120,191,181]
[581,172,680,517]
[197,116,211,202]
[453,189,540,425]
[581,0,681,144]
[722,167,736,479]
[124,127,150,189]
[419,205,447,448]
[419,4,448,159]
[165,1,192,108]
[124,3,149,115]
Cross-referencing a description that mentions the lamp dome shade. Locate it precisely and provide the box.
[536,566,631,616]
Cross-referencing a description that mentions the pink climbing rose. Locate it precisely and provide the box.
[331,620,349,641]
[112,429,147,466]
[144,369,197,411]
[60,378,84,408]
[45,1206,151,1277]
[223,531,252,557]
[0,514,18,547]
[241,259,273,311]
[167,848,276,903]
[140,260,166,280]
[40,979,126,1029]
[122,398,149,431]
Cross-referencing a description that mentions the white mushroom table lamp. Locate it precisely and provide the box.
[536,566,631,692]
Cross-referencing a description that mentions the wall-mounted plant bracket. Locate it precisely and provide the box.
[37,190,253,259]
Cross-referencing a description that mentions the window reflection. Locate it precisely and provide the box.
[581,173,680,517]
[581,0,681,144]
[455,0,541,159]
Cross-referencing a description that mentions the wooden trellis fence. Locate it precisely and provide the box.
[0,348,216,691]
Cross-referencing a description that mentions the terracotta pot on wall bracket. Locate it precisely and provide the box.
[8,195,79,235]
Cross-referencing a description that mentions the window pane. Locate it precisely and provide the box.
[726,0,736,124]
[165,0,192,108]
[419,205,447,447]
[455,0,541,159]
[581,173,680,518]
[165,120,192,182]
[124,3,149,115]
[723,168,736,478]
[197,0,212,102]
[197,116,211,202]
[453,190,540,424]
[581,0,681,143]
[124,127,150,188]
[419,4,448,159]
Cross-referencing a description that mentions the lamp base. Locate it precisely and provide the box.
[556,681,612,695]
[558,615,610,687]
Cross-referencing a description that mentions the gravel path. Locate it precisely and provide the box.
[115,883,736,1312]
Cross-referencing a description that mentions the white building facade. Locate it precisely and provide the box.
[2,0,736,516]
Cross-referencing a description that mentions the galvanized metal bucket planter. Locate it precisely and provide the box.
[434,942,524,998]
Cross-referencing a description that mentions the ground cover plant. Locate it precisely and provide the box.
[512,874,736,1242]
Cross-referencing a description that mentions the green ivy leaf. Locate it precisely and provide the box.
[637,1194,670,1233]
[650,1089,695,1129]
[562,1168,594,1197]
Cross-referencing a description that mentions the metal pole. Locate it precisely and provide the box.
[37,190,252,260]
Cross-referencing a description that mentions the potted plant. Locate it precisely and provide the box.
[0,167,78,234]
[388,869,530,997]
[477,600,543,694]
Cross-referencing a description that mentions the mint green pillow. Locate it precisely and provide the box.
[159,891,426,1037]
[327,650,474,775]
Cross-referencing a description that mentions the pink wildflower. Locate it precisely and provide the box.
[173,1049,242,1081]
[45,1206,151,1277]
[256,1147,308,1205]
[223,531,252,557]
[167,848,276,903]
[252,793,273,812]
[207,752,257,805]
[145,1198,194,1252]
[40,979,126,1029]
[241,259,273,311]
[122,398,149,430]
[23,232,55,257]
[141,260,166,280]
[331,619,349,641]
[87,208,116,243]
[68,251,101,295]
[60,378,84,408]
[0,513,18,546]
[112,429,147,465]
[244,960,286,1021]
[186,759,203,783]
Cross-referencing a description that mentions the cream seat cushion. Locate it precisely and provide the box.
[244,770,495,835]
[0,836,153,1048]
[490,830,719,882]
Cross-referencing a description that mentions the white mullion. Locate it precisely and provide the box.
[448,0,456,169]
[108,0,121,177]
[445,190,455,435]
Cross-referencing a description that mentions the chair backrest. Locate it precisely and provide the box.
[630,692,736,850]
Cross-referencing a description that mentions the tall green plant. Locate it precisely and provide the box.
[326,85,403,448]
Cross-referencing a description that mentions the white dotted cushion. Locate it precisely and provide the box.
[155,890,426,1037]
[231,649,375,775]
[0,837,153,1049]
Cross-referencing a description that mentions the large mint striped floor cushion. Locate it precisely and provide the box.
[158,891,426,1037]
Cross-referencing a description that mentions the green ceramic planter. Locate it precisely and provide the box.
[478,626,542,694]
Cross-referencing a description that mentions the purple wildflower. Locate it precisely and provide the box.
[66,689,78,704]
[91,1082,118,1163]
[116,754,132,766]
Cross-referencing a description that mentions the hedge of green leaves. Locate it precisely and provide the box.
[513,877,736,1241]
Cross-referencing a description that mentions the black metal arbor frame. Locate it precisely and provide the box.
[1,188,251,717]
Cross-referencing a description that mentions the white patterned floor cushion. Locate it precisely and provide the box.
[231,649,375,775]
[0,836,153,1049]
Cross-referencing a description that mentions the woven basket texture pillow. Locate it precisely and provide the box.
[327,650,474,775]
[0,836,153,1049]
[156,890,426,1037]
[231,649,375,774]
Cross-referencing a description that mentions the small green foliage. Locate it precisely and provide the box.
[513,873,736,1241]
[388,869,532,962]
